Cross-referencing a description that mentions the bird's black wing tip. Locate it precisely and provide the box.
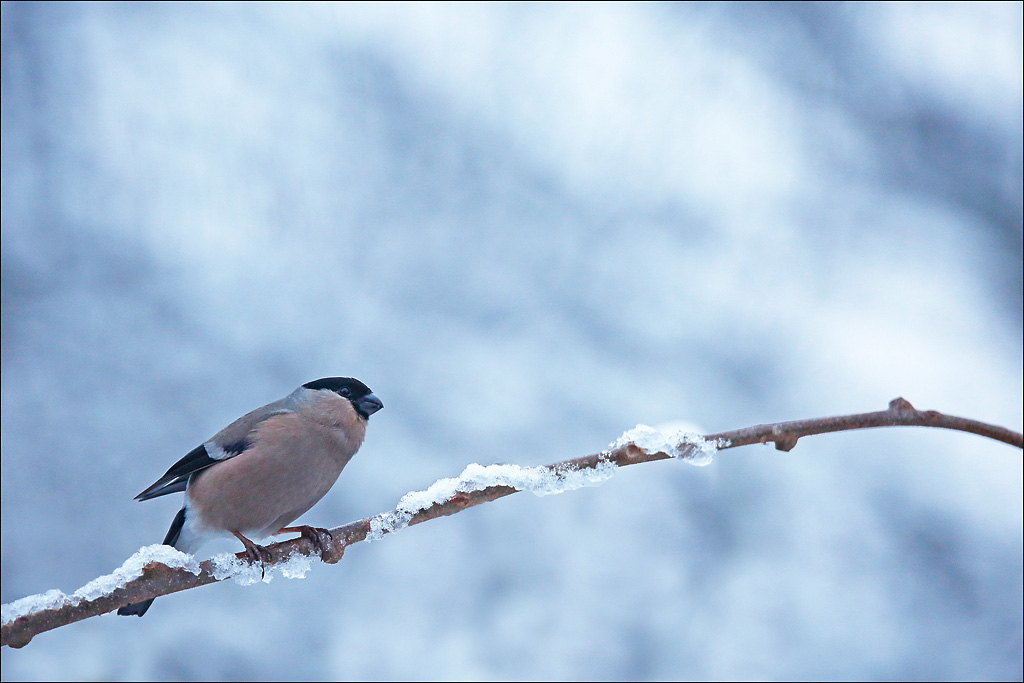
[134,478,187,501]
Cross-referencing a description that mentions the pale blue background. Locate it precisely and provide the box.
[2,3,1022,680]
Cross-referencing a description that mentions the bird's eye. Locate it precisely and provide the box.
[337,388,352,398]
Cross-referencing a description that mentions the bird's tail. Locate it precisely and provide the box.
[116,596,155,617]
[117,508,187,617]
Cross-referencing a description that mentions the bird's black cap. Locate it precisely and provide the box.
[303,377,382,419]
[304,377,371,396]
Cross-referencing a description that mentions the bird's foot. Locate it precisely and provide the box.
[232,530,272,578]
[278,525,345,564]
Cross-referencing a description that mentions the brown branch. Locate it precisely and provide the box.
[701,397,1024,452]
[3,397,1020,648]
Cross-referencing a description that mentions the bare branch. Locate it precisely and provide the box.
[3,397,1020,648]
[701,397,1024,452]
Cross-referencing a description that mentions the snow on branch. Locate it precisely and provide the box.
[3,397,1021,649]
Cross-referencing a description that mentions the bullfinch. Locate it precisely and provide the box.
[118,377,383,616]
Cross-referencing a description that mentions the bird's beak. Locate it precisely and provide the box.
[356,393,384,418]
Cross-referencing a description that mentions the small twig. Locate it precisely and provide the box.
[701,397,1024,452]
[3,397,1020,648]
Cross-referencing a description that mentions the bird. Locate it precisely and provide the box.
[117,377,383,616]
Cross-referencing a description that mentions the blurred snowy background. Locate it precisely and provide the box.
[2,2,1021,680]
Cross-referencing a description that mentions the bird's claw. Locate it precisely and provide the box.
[235,533,272,578]
[297,525,344,564]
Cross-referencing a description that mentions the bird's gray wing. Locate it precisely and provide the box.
[134,400,293,501]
